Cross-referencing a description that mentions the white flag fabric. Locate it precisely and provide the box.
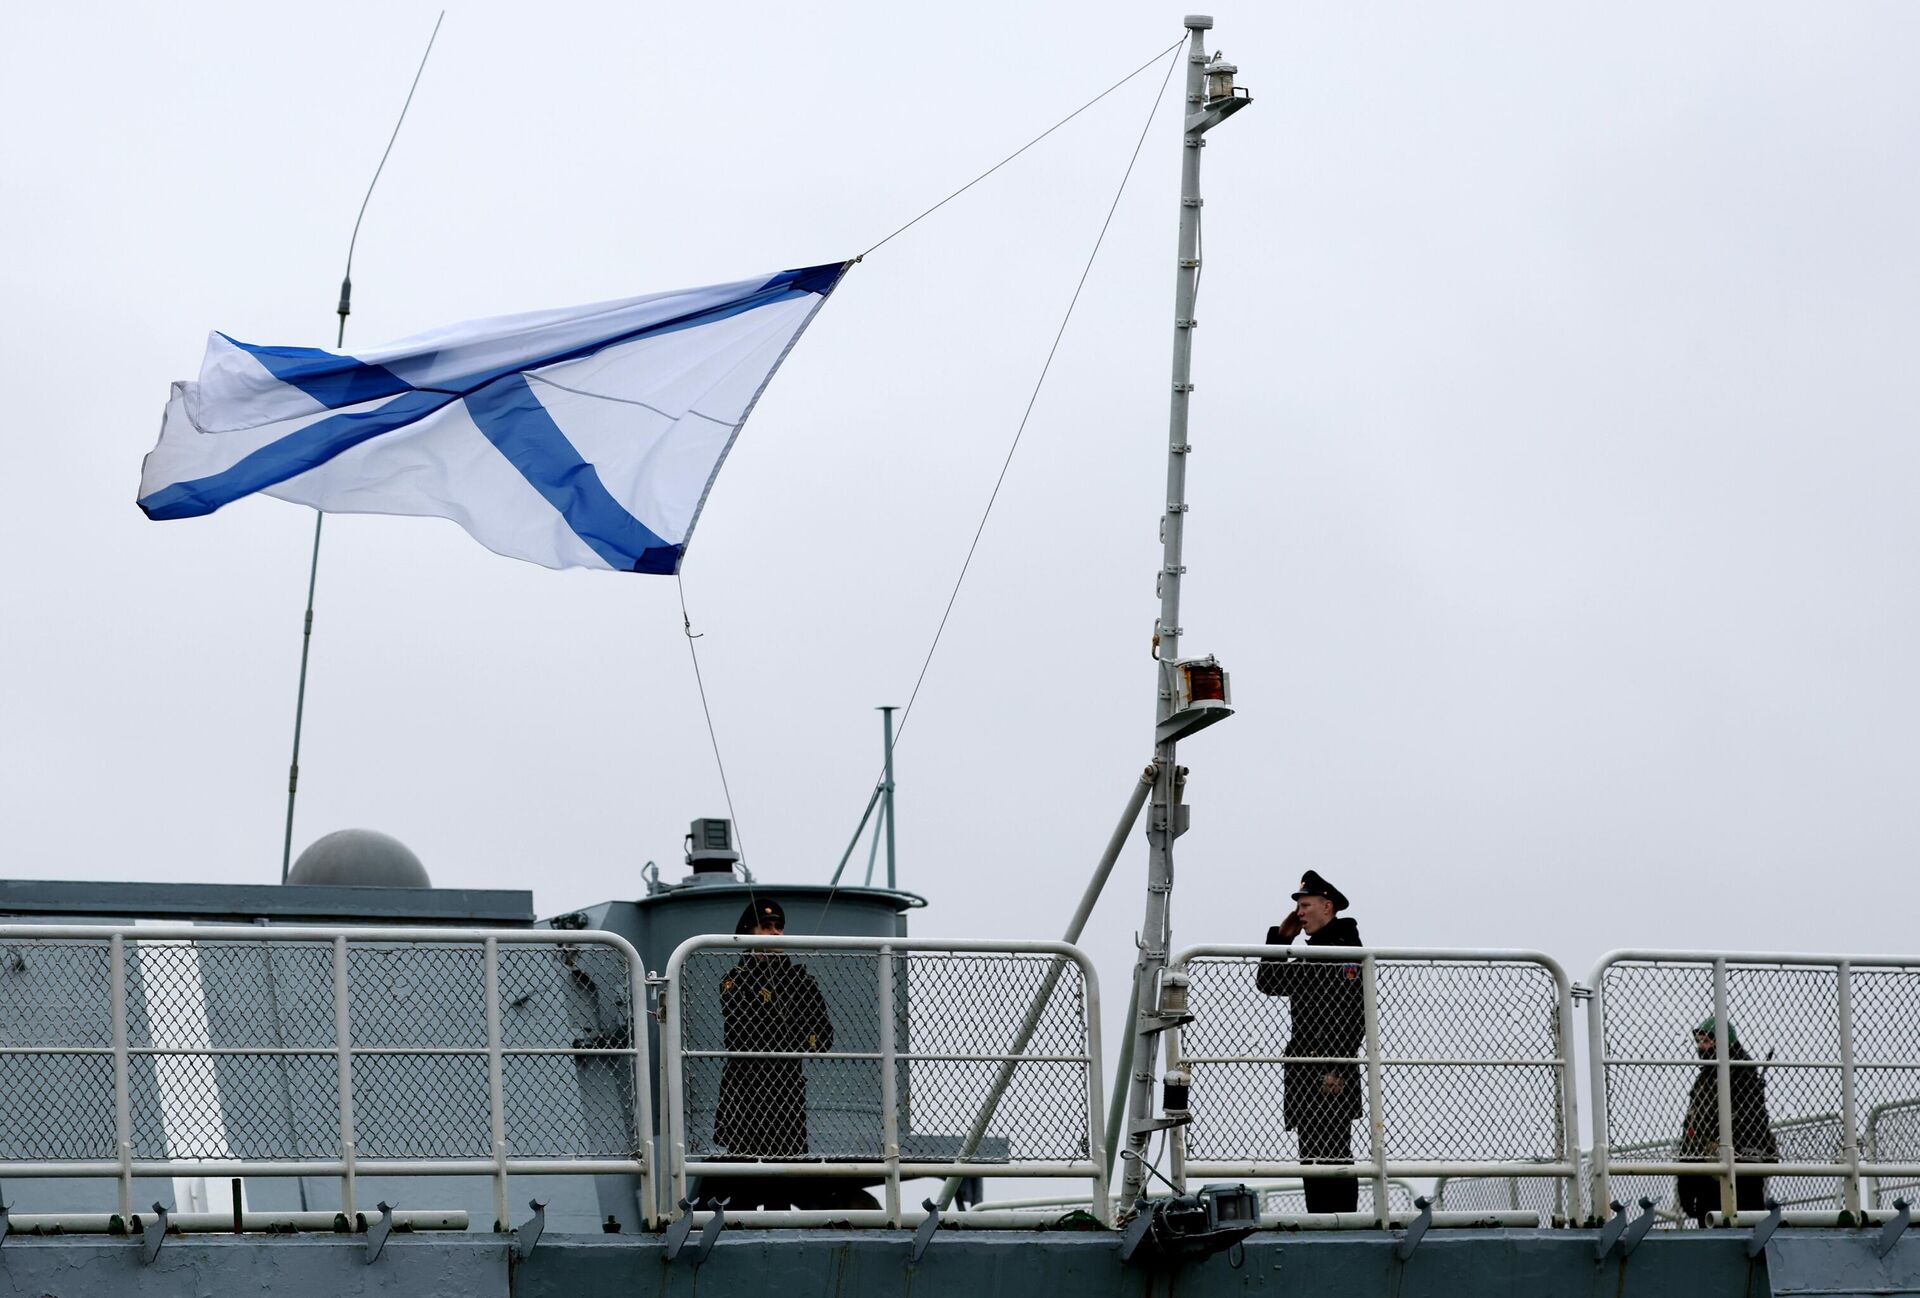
[139,263,849,572]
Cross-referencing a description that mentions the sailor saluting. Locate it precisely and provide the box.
[1255,871,1366,1214]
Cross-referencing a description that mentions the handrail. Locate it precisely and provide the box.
[12,926,1920,1236]
[1586,948,1920,1220]
[0,923,656,1228]
[1167,944,1582,1222]
[659,934,1107,1226]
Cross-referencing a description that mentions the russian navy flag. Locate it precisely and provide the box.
[138,263,849,572]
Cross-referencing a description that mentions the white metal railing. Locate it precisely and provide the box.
[1166,945,1582,1221]
[11,925,1919,1236]
[661,935,1107,1227]
[1870,1096,1920,1207]
[1582,1126,1856,1228]
[1437,1115,1860,1225]
[1433,1162,1573,1218]
[0,925,654,1229]
[1587,950,1920,1220]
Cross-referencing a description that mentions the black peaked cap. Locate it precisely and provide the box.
[734,898,786,934]
[1289,870,1350,912]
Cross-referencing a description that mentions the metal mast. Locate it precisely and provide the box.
[1119,14,1249,1205]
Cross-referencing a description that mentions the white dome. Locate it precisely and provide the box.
[287,828,430,888]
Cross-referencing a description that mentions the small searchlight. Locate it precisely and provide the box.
[1118,1152,1259,1267]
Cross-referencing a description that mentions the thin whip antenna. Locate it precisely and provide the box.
[859,37,1184,260]
[281,11,446,883]
[822,38,1183,914]
[336,9,446,346]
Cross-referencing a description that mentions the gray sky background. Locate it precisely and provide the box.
[3,0,1918,1034]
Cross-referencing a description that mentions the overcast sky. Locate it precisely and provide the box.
[4,0,1918,1028]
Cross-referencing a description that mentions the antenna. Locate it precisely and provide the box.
[828,707,900,890]
[280,12,446,883]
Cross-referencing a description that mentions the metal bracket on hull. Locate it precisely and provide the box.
[1876,1199,1911,1260]
[664,1197,728,1265]
[662,1198,698,1260]
[692,1198,728,1266]
[910,1198,942,1265]
[140,1202,170,1265]
[1618,1198,1659,1258]
[1394,1197,1433,1261]
[512,1199,546,1261]
[1593,1200,1630,1261]
[365,1201,395,1264]
[1747,1200,1782,1259]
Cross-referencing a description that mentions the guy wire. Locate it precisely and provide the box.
[678,572,756,909]
[859,36,1184,260]
[891,41,1182,747]
[820,36,1185,917]
[280,11,446,883]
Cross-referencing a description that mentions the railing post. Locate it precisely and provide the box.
[109,933,133,1221]
[877,945,902,1227]
[1713,956,1736,1219]
[1837,959,1862,1216]
[1360,954,1390,1219]
[627,946,657,1226]
[1586,967,1612,1218]
[485,936,510,1232]
[1082,952,1110,1227]
[333,936,357,1219]
[661,955,688,1215]
[1556,970,1584,1224]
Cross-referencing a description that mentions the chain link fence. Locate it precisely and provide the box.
[1433,1162,1579,1220]
[0,925,652,1227]
[662,936,1106,1225]
[1589,952,1920,1222]
[16,926,1920,1235]
[1869,1097,1920,1208]
[1166,946,1580,1218]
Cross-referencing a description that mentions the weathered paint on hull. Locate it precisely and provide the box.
[0,1230,1800,1298]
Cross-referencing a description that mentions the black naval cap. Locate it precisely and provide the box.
[1290,870,1350,912]
[735,898,786,934]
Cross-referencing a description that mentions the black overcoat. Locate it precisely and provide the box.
[1679,1040,1779,1162]
[713,953,835,1157]
[1255,917,1366,1130]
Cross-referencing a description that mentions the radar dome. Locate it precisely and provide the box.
[287,828,431,888]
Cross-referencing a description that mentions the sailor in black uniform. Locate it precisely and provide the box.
[1255,870,1366,1213]
[714,898,835,1160]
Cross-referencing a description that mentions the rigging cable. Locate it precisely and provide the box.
[891,39,1184,747]
[821,35,1186,910]
[859,36,1185,261]
[678,572,756,904]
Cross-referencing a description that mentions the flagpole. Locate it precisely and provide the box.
[278,12,444,882]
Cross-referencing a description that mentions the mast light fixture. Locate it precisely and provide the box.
[1204,57,1241,105]
[1155,656,1234,744]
